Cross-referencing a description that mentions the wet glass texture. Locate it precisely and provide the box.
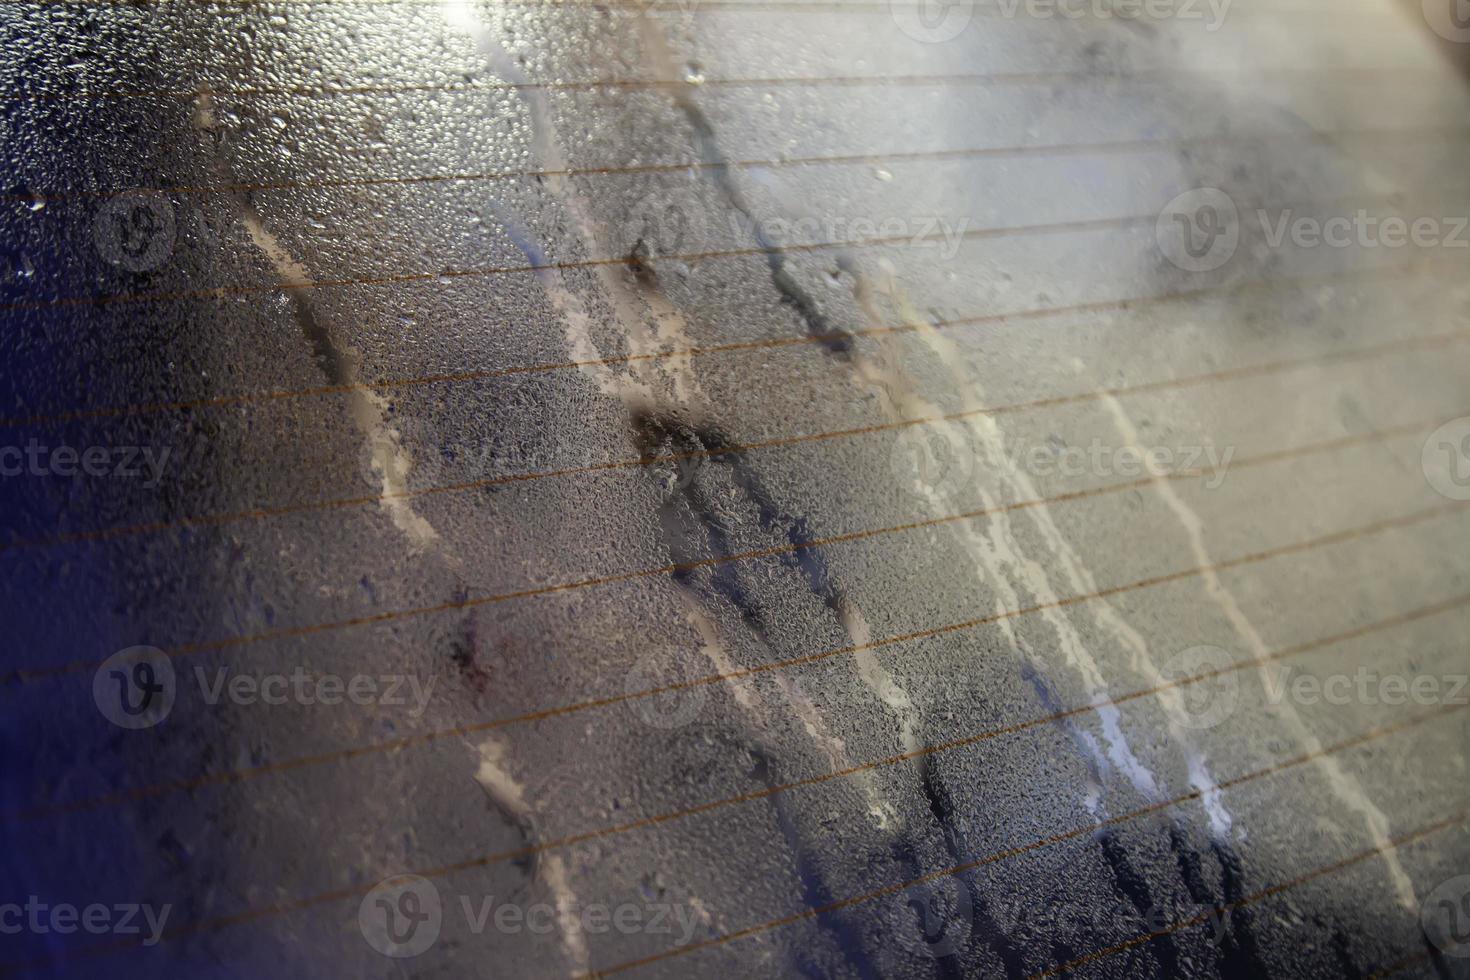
[2,0,1470,977]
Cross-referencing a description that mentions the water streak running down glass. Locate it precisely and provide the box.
[1,0,1470,977]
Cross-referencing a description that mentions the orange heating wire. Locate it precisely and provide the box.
[3,0,1463,972]
[0,213,1156,310]
[588,725,1468,977]
[16,700,1459,970]
[10,425,1470,681]
[7,310,1466,552]
[1,71,1448,107]
[9,499,1469,863]
[8,186,1460,310]
[1,0,1373,13]
[0,261,1445,429]
[1027,814,1467,978]
[14,562,1470,852]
